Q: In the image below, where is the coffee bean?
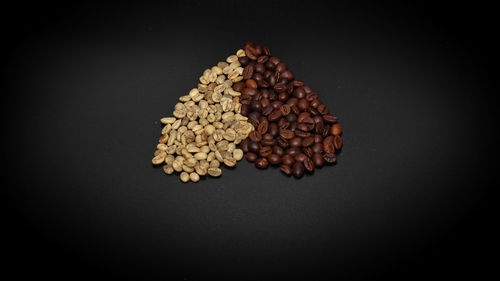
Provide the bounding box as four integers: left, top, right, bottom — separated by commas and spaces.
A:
323, 115, 339, 123
257, 56, 269, 63
262, 105, 273, 116
323, 136, 335, 154
245, 79, 258, 89
303, 157, 314, 172
289, 137, 302, 148
269, 56, 280, 65
268, 122, 279, 136
268, 154, 281, 165
317, 104, 329, 115
255, 158, 269, 169
241, 138, 250, 152
249, 131, 262, 142
276, 62, 287, 73
268, 110, 282, 122
312, 143, 323, 154
286, 113, 297, 123
263, 46, 271, 56
259, 146, 273, 158
313, 153, 324, 167
292, 162, 305, 178
295, 153, 307, 162
280, 104, 291, 116
310, 99, 321, 108
303, 147, 313, 158
255, 63, 265, 73
246, 152, 258, 162
273, 83, 287, 92
294, 130, 311, 138
281, 154, 295, 166
330, 124, 342, 136
302, 137, 314, 147
281, 70, 294, 80
323, 153, 337, 164
297, 112, 310, 123
334, 135, 343, 150
242, 65, 254, 80
294, 87, 306, 99
280, 165, 292, 176
257, 122, 269, 135
273, 146, 284, 156
279, 129, 294, 140
248, 141, 260, 153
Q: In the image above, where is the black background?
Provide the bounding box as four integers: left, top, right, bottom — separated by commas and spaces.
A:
5, 1, 495, 280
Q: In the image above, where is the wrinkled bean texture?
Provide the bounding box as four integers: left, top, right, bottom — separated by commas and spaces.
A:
239, 42, 343, 178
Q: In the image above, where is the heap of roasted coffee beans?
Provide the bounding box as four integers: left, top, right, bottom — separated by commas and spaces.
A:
235, 42, 343, 178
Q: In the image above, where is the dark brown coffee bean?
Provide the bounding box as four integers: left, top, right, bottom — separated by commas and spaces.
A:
261, 105, 273, 116
286, 97, 298, 107
233, 81, 245, 92
308, 107, 320, 116
246, 152, 258, 162
242, 87, 258, 96
303, 147, 313, 158
281, 154, 295, 166
330, 124, 342, 136
261, 139, 275, 146
248, 116, 259, 128
292, 162, 305, 178
269, 56, 280, 65
310, 99, 321, 108
250, 100, 262, 112
286, 113, 297, 123
238, 56, 250, 65
280, 164, 292, 176
241, 104, 250, 116
323, 115, 339, 123
280, 104, 291, 116
257, 55, 269, 63
286, 147, 301, 156
291, 105, 300, 115
273, 146, 284, 156
259, 146, 272, 157
257, 122, 268, 135
240, 138, 250, 152
312, 143, 323, 154
302, 137, 314, 147
294, 130, 311, 138
297, 112, 311, 123
323, 153, 337, 164
254, 45, 263, 55
245, 79, 258, 89
289, 137, 302, 148
303, 86, 313, 94
248, 141, 260, 153
245, 47, 257, 60
268, 110, 282, 122
288, 121, 296, 131
297, 99, 309, 111
293, 87, 306, 99
317, 104, 329, 115
242, 65, 254, 80
268, 154, 281, 165
323, 144, 335, 155
314, 135, 323, 143
297, 123, 310, 132
260, 98, 270, 108
249, 131, 262, 142
334, 135, 343, 150
255, 158, 269, 169
321, 125, 330, 137
280, 70, 294, 80
287, 83, 294, 94
277, 137, 289, 148
279, 129, 294, 140
315, 121, 324, 134
295, 153, 307, 162
275, 62, 287, 73
313, 153, 324, 167
303, 157, 314, 172
265, 61, 275, 70
263, 46, 271, 56
268, 123, 278, 136
271, 100, 283, 109
306, 92, 318, 101
278, 92, 288, 102
292, 80, 304, 87
273, 83, 287, 92
255, 63, 265, 73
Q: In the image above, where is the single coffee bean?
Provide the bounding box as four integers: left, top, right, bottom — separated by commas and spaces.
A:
255, 63, 266, 73
249, 131, 262, 142
233, 81, 246, 92
286, 113, 297, 123
268, 122, 279, 136
294, 87, 306, 99
239, 55, 250, 65
279, 129, 294, 140
271, 100, 283, 109
323, 136, 335, 154
289, 137, 302, 148
273, 83, 287, 92
268, 154, 281, 165
257, 122, 269, 135
310, 99, 321, 108
248, 141, 260, 153
278, 92, 289, 102
281, 154, 295, 167
303, 86, 313, 94
245, 47, 257, 60
241, 138, 250, 152
276, 62, 287, 73
295, 153, 307, 162
257, 55, 269, 63
287, 97, 298, 107
317, 104, 329, 115
313, 153, 324, 167
261, 105, 274, 116
297, 99, 309, 111
306, 92, 318, 101
255, 158, 269, 169
260, 97, 270, 108
314, 134, 323, 143
291, 105, 300, 115
246, 79, 258, 89
302, 137, 314, 147
269, 56, 280, 65
242, 65, 254, 80
315, 121, 324, 134
312, 143, 323, 154
303, 147, 313, 158
259, 146, 273, 157
273, 145, 284, 156
265, 61, 275, 70
268, 110, 282, 122
242, 87, 259, 96
297, 112, 311, 123
330, 124, 343, 136
261, 139, 275, 146
303, 157, 314, 172
294, 130, 311, 138
280, 164, 292, 176
323, 153, 337, 164
286, 147, 300, 156
308, 107, 320, 116
334, 135, 343, 150
246, 152, 258, 162
323, 115, 339, 123
280, 104, 291, 116
292, 162, 305, 178
254, 45, 263, 55
262, 46, 271, 56
281, 70, 294, 80
292, 80, 304, 87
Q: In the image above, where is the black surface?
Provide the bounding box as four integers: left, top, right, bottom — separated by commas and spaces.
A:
5, 1, 495, 280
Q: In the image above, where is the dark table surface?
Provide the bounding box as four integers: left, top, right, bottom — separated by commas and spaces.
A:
5, 1, 495, 280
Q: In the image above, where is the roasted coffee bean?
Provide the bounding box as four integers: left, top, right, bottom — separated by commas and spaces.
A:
260, 98, 270, 108
279, 129, 294, 140
275, 62, 287, 73
238, 55, 250, 65
294, 87, 306, 99
241, 138, 250, 152
292, 80, 304, 87
263, 46, 271, 56
281, 154, 295, 166
273, 146, 284, 156
303, 147, 313, 158
297, 123, 310, 132
286, 113, 297, 123
323, 153, 337, 164
278, 92, 288, 102
254, 45, 263, 55
302, 137, 314, 147
303, 157, 314, 172
268, 154, 281, 165
259, 146, 273, 157
323, 115, 339, 123
303, 86, 313, 94
314, 134, 323, 143
271, 100, 283, 109
312, 143, 323, 154
268, 110, 282, 122
292, 162, 305, 178
315, 121, 324, 133
317, 104, 329, 115
250, 100, 262, 112
261, 139, 275, 146
287, 97, 298, 107
280, 104, 291, 116
257, 122, 269, 135
310, 99, 321, 108
287, 83, 294, 94
294, 130, 311, 138
265, 61, 275, 70
330, 124, 343, 136
242, 87, 259, 96
255, 63, 265, 73
289, 121, 297, 131
268, 122, 279, 136
269, 56, 280, 65
242, 65, 254, 80
323, 136, 335, 154
273, 83, 287, 92
313, 153, 324, 167
306, 92, 318, 101
248, 141, 260, 153
289, 137, 302, 148
255, 158, 269, 169
246, 152, 258, 162
257, 55, 269, 63
291, 105, 300, 115
308, 107, 320, 116
233, 81, 245, 92
297, 112, 311, 123
334, 135, 343, 150
245, 79, 258, 89
262, 105, 273, 116
321, 125, 330, 137
280, 165, 292, 176
249, 131, 262, 142
277, 137, 289, 148
295, 153, 307, 162
286, 147, 301, 156
241, 104, 251, 116
281, 70, 294, 80
245, 47, 257, 60
297, 99, 309, 111
302, 117, 315, 131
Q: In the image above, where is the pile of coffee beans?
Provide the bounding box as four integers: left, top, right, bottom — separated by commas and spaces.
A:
236, 42, 343, 178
